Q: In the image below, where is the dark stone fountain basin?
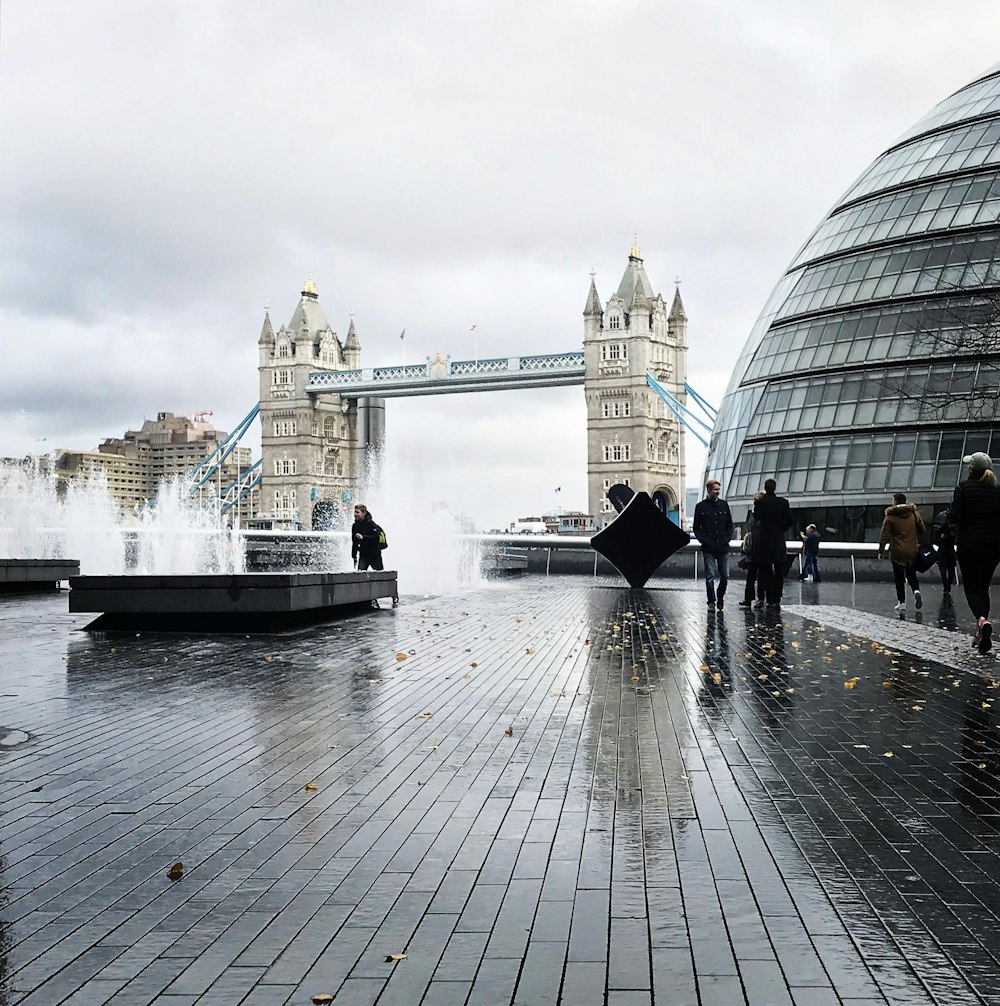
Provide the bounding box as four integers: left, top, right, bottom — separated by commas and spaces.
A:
1, 558, 80, 593
69, 570, 398, 631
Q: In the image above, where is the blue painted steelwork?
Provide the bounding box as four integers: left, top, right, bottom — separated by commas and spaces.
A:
221, 461, 262, 516
684, 382, 718, 422
646, 373, 710, 447
306, 352, 585, 398
185, 403, 261, 492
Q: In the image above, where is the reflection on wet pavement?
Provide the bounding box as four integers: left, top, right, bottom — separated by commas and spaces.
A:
1, 578, 999, 1003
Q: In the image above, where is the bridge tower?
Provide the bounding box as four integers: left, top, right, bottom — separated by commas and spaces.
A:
584, 242, 688, 528
257, 278, 367, 528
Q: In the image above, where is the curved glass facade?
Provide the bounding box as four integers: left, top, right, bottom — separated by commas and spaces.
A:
707, 62, 1000, 538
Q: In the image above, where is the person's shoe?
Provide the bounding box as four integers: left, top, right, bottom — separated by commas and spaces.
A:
894, 601, 906, 611
814, 576, 821, 584
798, 574, 807, 580
914, 590, 922, 609
943, 585, 951, 594
980, 620, 993, 654
738, 600, 752, 609
753, 601, 765, 610
973, 628, 982, 648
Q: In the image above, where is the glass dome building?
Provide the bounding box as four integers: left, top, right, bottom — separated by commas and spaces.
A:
706, 62, 1000, 539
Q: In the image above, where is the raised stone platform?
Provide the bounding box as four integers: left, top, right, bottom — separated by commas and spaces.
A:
68, 570, 398, 630
0, 558, 80, 594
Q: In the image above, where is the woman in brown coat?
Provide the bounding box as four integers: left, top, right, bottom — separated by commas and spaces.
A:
878, 492, 926, 611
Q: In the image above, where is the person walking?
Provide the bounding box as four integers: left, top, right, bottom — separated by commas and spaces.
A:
351, 503, 385, 572
753, 479, 793, 610
877, 492, 925, 611
799, 524, 821, 582
948, 451, 1000, 653
932, 509, 957, 595
739, 492, 767, 609
693, 479, 734, 611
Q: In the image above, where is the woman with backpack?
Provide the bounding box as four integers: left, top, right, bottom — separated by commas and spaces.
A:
351, 503, 386, 572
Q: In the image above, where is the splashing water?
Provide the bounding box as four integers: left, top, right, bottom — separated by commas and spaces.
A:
0, 465, 243, 575
358, 440, 483, 595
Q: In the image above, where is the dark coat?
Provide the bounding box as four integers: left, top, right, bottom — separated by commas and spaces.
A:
753, 491, 793, 564
351, 515, 382, 562
878, 503, 924, 565
948, 477, 1000, 548
693, 497, 734, 554
802, 530, 821, 555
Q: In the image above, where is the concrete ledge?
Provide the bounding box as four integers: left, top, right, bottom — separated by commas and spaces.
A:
69, 570, 398, 631
0, 558, 80, 593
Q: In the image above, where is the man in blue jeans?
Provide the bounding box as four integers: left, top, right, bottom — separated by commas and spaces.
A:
693, 479, 735, 611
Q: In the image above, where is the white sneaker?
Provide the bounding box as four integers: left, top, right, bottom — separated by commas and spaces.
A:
914, 590, 922, 609
894, 601, 906, 611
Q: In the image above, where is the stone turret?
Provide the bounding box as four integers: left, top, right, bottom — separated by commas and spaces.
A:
344, 316, 361, 370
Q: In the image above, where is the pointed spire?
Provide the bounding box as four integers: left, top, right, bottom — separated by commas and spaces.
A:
669, 284, 687, 321
302, 275, 318, 299
583, 272, 603, 317
258, 309, 274, 345
344, 315, 360, 350
630, 234, 642, 260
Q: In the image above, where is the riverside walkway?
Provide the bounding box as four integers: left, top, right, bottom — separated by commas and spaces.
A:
1, 575, 1000, 1005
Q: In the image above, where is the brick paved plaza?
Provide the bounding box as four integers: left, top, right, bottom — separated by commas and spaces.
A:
3, 574, 1000, 1005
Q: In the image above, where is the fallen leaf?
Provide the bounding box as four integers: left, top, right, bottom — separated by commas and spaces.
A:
631, 675, 639, 682
853, 744, 869, 749
304, 782, 318, 791
385, 952, 408, 962
166, 862, 184, 881
699, 663, 710, 672
265, 655, 273, 663
844, 677, 859, 690
470, 661, 478, 668
978, 762, 987, 769
884, 751, 894, 758
418, 712, 433, 718
912, 705, 922, 712
395, 652, 408, 661
525, 647, 535, 654
504, 726, 513, 737
712, 673, 722, 684
312, 995, 334, 1004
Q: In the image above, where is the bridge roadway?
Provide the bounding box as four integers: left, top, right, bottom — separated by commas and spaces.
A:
2, 577, 999, 1004
305, 352, 585, 398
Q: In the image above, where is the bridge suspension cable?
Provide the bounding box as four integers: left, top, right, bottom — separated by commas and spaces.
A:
646, 373, 716, 448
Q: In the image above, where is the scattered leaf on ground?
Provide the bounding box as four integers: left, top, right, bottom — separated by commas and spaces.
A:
504, 726, 514, 737
312, 995, 334, 1004
395, 652, 408, 661
418, 712, 433, 718
385, 953, 407, 962
304, 782, 317, 791
166, 862, 184, 881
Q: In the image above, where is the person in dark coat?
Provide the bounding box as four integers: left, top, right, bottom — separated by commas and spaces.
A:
948, 451, 1000, 653
799, 524, 821, 582
739, 492, 767, 609
753, 479, 793, 609
932, 509, 957, 595
693, 479, 735, 611
351, 503, 384, 572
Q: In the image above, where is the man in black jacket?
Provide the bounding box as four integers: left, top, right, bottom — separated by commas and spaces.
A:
754, 479, 794, 609
351, 504, 385, 572
948, 451, 1000, 653
693, 479, 734, 611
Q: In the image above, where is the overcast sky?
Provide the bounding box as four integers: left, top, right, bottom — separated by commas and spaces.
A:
3, 2, 1000, 529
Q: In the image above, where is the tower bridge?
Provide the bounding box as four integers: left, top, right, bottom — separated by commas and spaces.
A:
254, 245, 690, 530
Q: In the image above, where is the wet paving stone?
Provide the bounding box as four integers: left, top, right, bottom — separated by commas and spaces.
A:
3, 577, 1000, 1002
